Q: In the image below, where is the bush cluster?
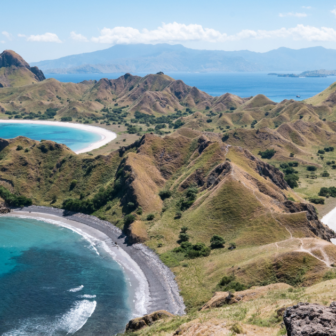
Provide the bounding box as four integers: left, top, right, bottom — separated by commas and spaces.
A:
0, 186, 32, 207
218, 275, 247, 292
319, 187, 336, 198
258, 149, 276, 159
173, 242, 211, 259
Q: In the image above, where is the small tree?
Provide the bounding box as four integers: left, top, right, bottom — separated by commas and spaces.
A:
307, 166, 317, 171
124, 214, 135, 225
147, 213, 155, 220
181, 226, 188, 233
210, 235, 225, 249
159, 190, 172, 200
179, 233, 190, 242
16, 145, 23, 151
70, 180, 77, 190
175, 211, 182, 219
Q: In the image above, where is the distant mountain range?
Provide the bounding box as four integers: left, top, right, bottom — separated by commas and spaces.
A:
31, 44, 336, 74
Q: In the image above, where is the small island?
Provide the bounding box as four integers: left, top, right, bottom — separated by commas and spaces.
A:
268, 69, 336, 78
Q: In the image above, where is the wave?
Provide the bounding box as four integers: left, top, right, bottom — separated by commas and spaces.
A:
68, 285, 84, 292
79, 294, 96, 299
3, 300, 96, 335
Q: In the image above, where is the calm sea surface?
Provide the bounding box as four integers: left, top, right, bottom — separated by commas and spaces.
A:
46, 72, 336, 103
0, 123, 101, 152
0, 216, 131, 335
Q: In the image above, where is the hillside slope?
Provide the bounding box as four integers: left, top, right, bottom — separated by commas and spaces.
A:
0, 50, 45, 88
1, 133, 335, 311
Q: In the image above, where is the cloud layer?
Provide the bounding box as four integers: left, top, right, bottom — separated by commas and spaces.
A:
90, 23, 336, 44
27, 33, 61, 43
70, 32, 88, 42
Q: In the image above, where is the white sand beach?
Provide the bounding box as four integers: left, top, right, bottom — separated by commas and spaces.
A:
0, 120, 117, 154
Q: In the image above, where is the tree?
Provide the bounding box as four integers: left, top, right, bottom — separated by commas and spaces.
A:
124, 214, 136, 225
307, 166, 317, 171
159, 190, 172, 200
181, 226, 188, 233
179, 233, 190, 242
285, 174, 299, 188
258, 149, 276, 159
70, 180, 77, 190
16, 145, 23, 151
210, 235, 225, 249
147, 213, 155, 220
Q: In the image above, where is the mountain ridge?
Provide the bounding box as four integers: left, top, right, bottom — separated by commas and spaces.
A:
30, 44, 336, 74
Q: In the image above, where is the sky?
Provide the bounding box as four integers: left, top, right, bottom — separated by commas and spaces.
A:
2, 0, 336, 62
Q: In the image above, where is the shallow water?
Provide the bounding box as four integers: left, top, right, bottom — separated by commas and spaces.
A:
0, 123, 101, 152
0, 216, 131, 335
46, 72, 336, 103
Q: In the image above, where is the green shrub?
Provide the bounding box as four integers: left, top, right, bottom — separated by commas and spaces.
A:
147, 213, 155, 220
309, 197, 325, 205
0, 186, 32, 207
124, 214, 136, 225
285, 174, 299, 188
210, 235, 225, 249
321, 171, 330, 177
136, 207, 143, 215
70, 180, 77, 190
159, 190, 172, 200
218, 275, 247, 292
24, 148, 29, 153
175, 211, 182, 219
258, 149, 276, 159
318, 149, 325, 155
16, 145, 23, 151
180, 226, 188, 233
179, 233, 190, 242
307, 166, 317, 171
222, 134, 229, 142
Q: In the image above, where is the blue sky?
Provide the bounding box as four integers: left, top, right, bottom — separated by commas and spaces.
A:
2, 0, 336, 62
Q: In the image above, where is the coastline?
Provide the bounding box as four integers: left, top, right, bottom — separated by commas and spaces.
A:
321, 208, 336, 245
0, 120, 117, 154
9, 206, 186, 318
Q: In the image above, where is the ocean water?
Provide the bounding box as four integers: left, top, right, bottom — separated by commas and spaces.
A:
0, 123, 101, 152
0, 216, 131, 335
46, 72, 336, 103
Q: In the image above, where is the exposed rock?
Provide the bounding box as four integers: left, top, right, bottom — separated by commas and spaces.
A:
284, 302, 336, 336
0, 203, 10, 214
242, 149, 288, 190
29, 66, 46, 81
206, 162, 231, 189
284, 200, 336, 241
126, 310, 174, 331
198, 135, 211, 154
201, 283, 291, 311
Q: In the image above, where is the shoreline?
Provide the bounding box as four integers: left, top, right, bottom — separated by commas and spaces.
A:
321, 208, 336, 245
0, 120, 117, 154
9, 206, 186, 318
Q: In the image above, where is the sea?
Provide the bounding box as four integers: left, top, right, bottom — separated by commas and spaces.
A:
0, 123, 101, 152
46, 72, 336, 103
0, 216, 131, 335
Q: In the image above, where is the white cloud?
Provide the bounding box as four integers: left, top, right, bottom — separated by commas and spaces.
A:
70, 31, 88, 42
331, 9, 336, 16
27, 32, 61, 43
279, 12, 307, 18
18, 34, 26, 38
0, 41, 5, 44
2, 31, 12, 40
91, 23, 336, 45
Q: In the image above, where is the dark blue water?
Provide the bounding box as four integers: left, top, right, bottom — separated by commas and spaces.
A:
46, 72, 336, 103
0, 216, 131, 335
0, 123, 101, 152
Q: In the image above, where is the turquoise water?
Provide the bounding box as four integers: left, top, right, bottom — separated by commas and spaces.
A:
0, 123, 102, 152
0, 216, 131, 335
46, 72, 336, 103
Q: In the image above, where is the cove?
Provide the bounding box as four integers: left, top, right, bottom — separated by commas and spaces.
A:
0, 122, 105, 153
0, 216, 131, 335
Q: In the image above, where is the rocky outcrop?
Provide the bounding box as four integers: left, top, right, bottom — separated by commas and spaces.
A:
201, 283, 291, 311
242, 149, 288, 190
126, 310, 174, 332
284, 302, 336, 336
284, 200, 336, 241
0, 50, 30, 68
29, 66, 46, 81
0, 203, 10, 214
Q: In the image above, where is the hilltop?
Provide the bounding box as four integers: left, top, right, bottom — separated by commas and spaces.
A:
0, 50, 45, 88
31, 44, 336, 74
